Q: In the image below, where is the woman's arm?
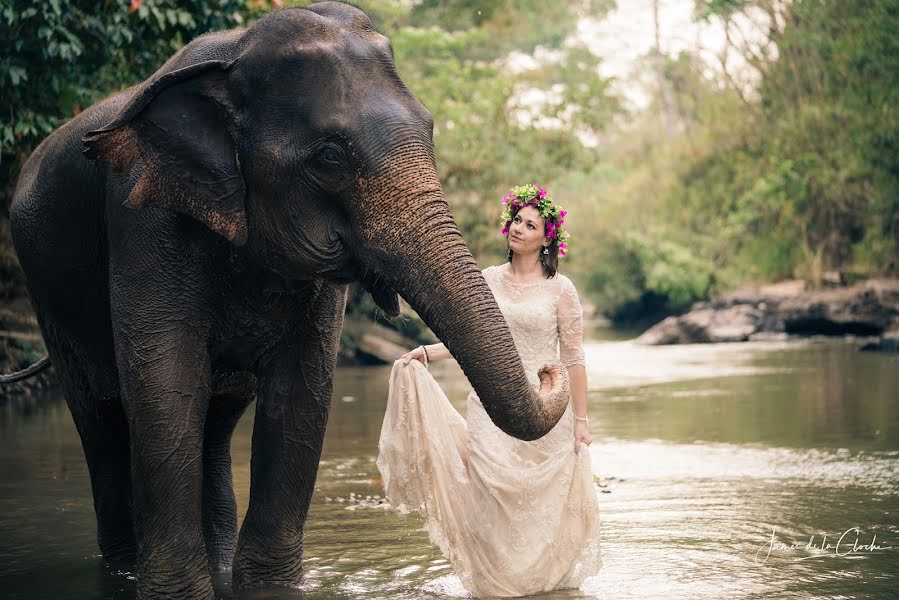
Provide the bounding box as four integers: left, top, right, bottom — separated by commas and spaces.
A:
400, 342, 453, 365
557, 277, 592, 451
569, 363, 591, 451
402, 266, 496, 366
424, 343, 452, 360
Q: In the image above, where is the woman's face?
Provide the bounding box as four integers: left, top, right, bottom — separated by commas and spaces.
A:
508, 205, 549, 256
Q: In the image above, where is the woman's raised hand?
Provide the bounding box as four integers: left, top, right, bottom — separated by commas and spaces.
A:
400, 345, 427, 366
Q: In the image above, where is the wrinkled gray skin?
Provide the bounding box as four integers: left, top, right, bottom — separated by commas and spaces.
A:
8, 3, 570, 599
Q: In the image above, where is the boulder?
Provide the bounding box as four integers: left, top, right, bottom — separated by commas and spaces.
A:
636, 278, 899, 346
635, 304, 764, 345
860, 331, 899, 354
357, 332, 409, 364
339, 315, 424, 365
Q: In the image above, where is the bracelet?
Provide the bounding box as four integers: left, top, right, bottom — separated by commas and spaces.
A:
420, 345, 429, 368
575, 415, 588, 423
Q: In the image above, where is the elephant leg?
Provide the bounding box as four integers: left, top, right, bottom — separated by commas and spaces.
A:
35, 314, 136, 562
115, 330, 214, 600
203, 372, 255, 573
233, 282, 347, 589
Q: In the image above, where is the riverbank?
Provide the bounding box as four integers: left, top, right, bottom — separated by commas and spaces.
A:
0, 297, 53, 400
635, 278, 899, 352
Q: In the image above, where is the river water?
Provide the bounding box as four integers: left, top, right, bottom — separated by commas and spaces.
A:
1, 338, 897, 599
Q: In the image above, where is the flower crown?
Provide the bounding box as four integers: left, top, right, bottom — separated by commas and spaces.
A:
499, 184, 570, 257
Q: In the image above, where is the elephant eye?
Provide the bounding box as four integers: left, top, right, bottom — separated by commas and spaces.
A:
316, 144, 343, 166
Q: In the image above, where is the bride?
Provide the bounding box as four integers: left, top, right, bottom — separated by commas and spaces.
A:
377, 184, 603, 597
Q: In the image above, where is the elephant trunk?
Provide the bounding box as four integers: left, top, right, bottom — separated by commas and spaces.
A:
360, 178, 570, 441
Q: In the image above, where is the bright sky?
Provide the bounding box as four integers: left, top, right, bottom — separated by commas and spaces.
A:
510, 0, 770, 118
573, 0, 763, 108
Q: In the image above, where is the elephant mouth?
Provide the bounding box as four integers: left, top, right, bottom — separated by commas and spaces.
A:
358, 268, 400, 317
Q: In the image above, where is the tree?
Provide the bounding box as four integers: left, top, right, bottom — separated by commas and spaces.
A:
0, 0, 270, 209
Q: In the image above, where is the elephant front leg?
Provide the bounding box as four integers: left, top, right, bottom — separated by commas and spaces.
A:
233, 283, 347, 589
118, 335, 215, 600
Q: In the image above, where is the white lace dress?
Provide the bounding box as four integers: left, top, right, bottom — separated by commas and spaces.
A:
377, 263, 603, 597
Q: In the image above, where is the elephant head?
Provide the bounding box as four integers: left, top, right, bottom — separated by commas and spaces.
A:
82, 2, 569, 440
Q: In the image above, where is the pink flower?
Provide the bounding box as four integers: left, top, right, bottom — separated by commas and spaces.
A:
560, 209, 567, 217
537, 187, 547, 199
502, 196, 509, 205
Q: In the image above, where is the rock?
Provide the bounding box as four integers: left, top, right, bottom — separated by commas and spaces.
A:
883, 331, 899, 352
860, 331, 899, 353
748, 331, 789, 342
339, 315, 424, 365
636, 304, 764, 345
822, 271, 846, 287
633, 315, 685, 345
779, 281, 898, 336
636, 278, 899, 346
356, 332, 408, 363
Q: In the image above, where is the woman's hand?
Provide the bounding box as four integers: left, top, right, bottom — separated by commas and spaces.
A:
400, 346, 427, 365
574, 419, 592, 453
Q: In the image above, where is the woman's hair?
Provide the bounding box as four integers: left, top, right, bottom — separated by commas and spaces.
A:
505, 202, 559, 278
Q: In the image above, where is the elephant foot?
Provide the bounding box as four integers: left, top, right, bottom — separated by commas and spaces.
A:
136, 545, 215, 600
97, 512, 137, 564
137, 579, 214, 600
99, 538, 138, 565
232, 540, 304, 590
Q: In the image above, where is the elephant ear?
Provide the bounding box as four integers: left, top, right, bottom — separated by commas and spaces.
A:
83, 60, 247, 245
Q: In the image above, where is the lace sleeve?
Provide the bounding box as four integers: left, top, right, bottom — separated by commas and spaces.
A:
481, 265, 500, 293
557, 276, 586, 367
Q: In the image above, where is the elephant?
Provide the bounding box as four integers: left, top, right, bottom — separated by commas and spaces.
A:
6, 2, 571, 599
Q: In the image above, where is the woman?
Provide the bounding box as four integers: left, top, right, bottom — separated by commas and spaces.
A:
377, 184, 602, 597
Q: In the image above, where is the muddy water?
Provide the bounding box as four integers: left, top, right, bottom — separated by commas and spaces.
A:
1, 339, 897, 599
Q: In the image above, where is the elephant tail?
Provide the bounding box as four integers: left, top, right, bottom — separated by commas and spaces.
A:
0, 355, 51, 384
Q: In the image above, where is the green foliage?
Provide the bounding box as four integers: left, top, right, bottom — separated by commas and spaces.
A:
406, 0, 614, 60
694, 0, 753, 20
3, 0, 896, 332
581, 229, 714, 320
722, 0, 899, 280
570, 0, 899, 318
0, 0, 267, 206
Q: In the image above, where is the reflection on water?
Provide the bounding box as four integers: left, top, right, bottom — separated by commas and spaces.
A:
0, 340, 897, 599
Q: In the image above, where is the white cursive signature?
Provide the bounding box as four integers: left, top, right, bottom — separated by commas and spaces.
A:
755, 527, 893, 564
